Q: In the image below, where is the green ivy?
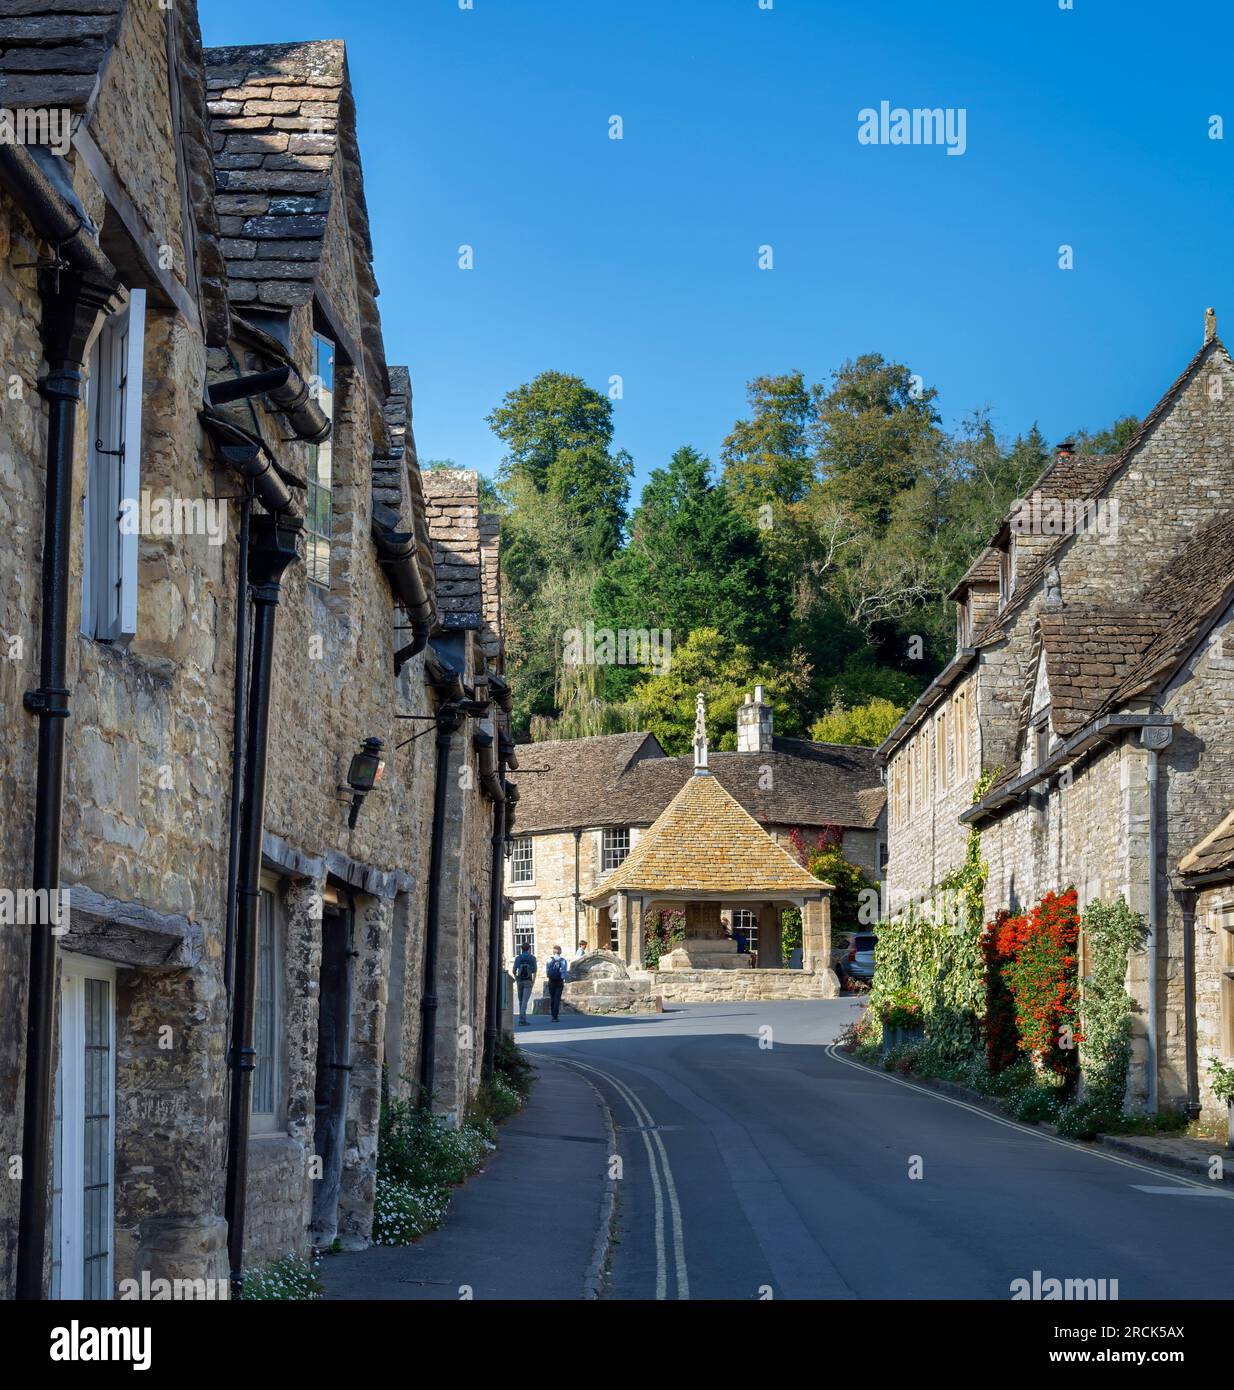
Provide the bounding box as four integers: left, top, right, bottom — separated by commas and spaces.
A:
1075, 897, 1143, 1115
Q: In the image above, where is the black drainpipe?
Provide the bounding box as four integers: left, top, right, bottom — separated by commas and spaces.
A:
13, 251, 116, 1297
223, 488, 251, 999
418, 702, 463, 1107
224, 511, 302, 1295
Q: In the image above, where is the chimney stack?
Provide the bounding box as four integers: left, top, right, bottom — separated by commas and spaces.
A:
736, 686, 774, 753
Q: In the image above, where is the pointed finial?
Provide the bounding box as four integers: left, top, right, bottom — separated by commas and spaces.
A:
692, 690, 709, 773
1205, 307, 1217, 344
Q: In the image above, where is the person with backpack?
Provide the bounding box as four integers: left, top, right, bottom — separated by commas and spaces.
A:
545, 945, 569, 1022
512, 942, 537, 1025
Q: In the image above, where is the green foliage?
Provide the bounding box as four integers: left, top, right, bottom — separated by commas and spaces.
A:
879, 988, 924, 1031
795, 833, 875, 937
1070, 415, 1140, 456
593, 445, 787, 696
810, 695, 906, 748
240, 1253, 322, 1301
373, 1092, 500, 1246
489, 370, 631, 566
643, 907, 685, 970
780, 907, 802, 964
1208, 1056, 1234, 1107
493, 1030, 536, 1099
1076, 897, 1143, 1113
628, 627, 810, 754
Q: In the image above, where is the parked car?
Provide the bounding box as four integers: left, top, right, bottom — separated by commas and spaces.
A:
843, 931, 878, 983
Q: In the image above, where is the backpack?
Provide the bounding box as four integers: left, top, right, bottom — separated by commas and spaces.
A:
516, 956, 533, 982
546, 955, 566, 981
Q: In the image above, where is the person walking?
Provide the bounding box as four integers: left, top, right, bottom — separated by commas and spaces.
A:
513, 942, 537, 1025
545, 945, 569, 1022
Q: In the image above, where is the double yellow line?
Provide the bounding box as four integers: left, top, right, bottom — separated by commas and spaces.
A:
561, 1057, 690, 1300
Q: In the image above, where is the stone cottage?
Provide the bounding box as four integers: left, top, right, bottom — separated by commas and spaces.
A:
1, 5, 510, 1301
878, 319, 1234, 1123
505, 686, 885, 978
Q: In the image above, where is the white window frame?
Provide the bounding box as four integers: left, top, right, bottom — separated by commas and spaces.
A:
513, 909, 535, 957
52, 955, 116, 1301
251, 881, 286, 1135
510, 837, 533, 885
82, 287, 145, 642
602, 826, 631, 873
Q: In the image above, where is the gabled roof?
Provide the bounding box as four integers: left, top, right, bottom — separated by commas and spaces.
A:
1179, 808, 1234, 880
583, 771, 828, 902
974, 338, 1226, 649
510, 732, 885, 835
948, 547, 1001, 600
0, 1, 126, 109
1037, 608, 1161, 737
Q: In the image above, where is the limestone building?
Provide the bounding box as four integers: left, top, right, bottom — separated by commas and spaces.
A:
504, 686, 885, 979
878, 323, 1234, 1123
1, 5, 509, 1300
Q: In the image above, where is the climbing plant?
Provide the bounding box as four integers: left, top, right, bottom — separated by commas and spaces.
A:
1075, 897, 1142, 1112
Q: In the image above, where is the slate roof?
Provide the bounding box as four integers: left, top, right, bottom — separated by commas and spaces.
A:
510, 733, 664, 833
948, 547, 1001, 600
1037, 609, 1162, 737
510, 732, 885, 835
1179, 809, 1234, 880
0, 0, 126, 109
203, 40, 347, 312
582, 771, 829, 902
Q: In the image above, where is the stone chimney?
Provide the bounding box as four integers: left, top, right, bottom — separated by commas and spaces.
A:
478, 512, 502, 667
424, 469, 483, 633
736, 685, 774, 753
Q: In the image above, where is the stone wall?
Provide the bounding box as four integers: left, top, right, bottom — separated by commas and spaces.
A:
652, 967, 839, 1003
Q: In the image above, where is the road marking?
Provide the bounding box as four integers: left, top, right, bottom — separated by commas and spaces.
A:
825, 1044, 1234, 1199
560, 1058, 690, 1299
1131, 1185, 1232, 1197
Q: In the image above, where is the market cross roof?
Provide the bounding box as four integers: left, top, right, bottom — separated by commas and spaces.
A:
582, 769, 830, 903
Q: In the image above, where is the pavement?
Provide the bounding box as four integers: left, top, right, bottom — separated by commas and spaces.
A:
521, 999, 1234, 1301
319, 1054, 612, 1301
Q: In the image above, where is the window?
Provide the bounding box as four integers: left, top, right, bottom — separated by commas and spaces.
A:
1034, 716, 1051, 770
602, 826, 631, 873
1219, 910, 1234, 1058
879, 842, 890, 874
305, 331, 335, 587
956, 601, 971, 648
51, 959, 115, 1300
953, 689, 969, 782
510, 837, 533, 885
82, 288, 145, 641
513, 910, 535, 957
998, 545, 1013, 610
251, 887, 284, 1133
732, 908, 758, 958
942, 707, 953, 787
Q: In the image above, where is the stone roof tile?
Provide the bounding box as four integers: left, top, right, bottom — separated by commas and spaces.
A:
1179, 808, 1234, 879
583, 770, 829, 901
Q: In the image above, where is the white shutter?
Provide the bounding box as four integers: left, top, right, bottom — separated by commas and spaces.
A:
117, 287, 145, 640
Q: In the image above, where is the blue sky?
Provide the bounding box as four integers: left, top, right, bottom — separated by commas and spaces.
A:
201, 0, 1234, 495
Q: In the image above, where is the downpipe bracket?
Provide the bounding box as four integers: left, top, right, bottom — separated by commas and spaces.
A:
23, 685, 70, 717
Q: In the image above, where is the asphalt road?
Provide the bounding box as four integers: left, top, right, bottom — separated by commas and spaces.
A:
519, 999, 1234, 1301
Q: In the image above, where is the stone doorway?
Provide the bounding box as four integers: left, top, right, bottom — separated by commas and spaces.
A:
311, 893, 354, 1245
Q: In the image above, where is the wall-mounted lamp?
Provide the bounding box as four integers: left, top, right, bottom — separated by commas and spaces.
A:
345, 736, 385, 828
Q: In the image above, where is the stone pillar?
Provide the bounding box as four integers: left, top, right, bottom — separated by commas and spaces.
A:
758, 903, 782, 969
337, 893, 393, 1249
802, 894, 831, 973
629, 896, 645, 969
